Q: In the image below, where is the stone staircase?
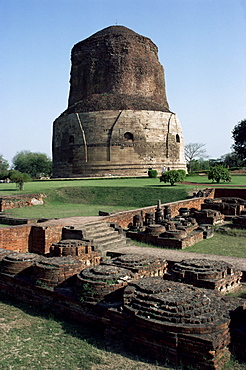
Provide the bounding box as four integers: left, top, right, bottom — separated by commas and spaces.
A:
62, 220, 132, 257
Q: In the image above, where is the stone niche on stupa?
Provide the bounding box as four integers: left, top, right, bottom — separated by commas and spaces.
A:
52, 26, 186, 177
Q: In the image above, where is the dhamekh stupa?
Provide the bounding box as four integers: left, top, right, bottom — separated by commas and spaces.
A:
52, 26, 186, 177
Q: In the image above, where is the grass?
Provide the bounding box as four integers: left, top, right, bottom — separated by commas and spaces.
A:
184, 230, 246, 258
1, 174, 245, 219
0, 178, 190, 219
134, 228, 246, 259
186, 174, 246, 186
0, 295, 169, 370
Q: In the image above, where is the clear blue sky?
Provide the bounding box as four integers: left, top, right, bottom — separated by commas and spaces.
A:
1, 0, 245, 165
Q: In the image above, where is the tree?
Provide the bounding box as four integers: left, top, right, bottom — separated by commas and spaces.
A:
160, 170, 184, 186
9, 170, 32, 190
12, 151, 52, 178
184, 143, 208, 173
208, 165, 231, 183
0, 154, 9, 179
232, 119, 246, 162
216, 152, 244, 168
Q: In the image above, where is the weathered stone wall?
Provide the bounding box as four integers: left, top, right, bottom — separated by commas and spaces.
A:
52, 110, 186, 177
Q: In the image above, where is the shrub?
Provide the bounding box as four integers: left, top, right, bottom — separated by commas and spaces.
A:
148, 169, 158, 178
160, 170, 184, 186
9, 170, 32, 190
208, 165, 231, 183
177, 169, 186, 182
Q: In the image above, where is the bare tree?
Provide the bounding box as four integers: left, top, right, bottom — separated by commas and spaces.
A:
185, 143, 208, 172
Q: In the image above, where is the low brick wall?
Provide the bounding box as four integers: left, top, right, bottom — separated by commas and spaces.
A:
0, 194, 44, 212
106, 197, 212, 229
29, 225, 63, 255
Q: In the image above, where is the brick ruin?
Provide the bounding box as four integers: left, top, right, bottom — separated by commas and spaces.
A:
102, 253, 168, 279
0, 250, 243, 370
164, 258, 242, 293
1, 190, 246, 368
125, 194, 246, 250
0, 194, 44, 213
126, 201, 224, 249
202, 197, 246, 217
52, 26, 186, 177
122, 278, 231, 369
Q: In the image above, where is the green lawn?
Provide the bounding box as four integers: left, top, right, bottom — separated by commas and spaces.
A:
186, 173, 246, 186
0, 178, 190, 219
1, 174, 245, 219
0, 296, 167, 370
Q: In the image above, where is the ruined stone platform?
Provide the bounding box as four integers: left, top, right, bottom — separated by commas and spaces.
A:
108, 245, 246, 279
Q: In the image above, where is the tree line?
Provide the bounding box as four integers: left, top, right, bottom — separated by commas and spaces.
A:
185, 119, 246, 173
0, 151, 52, 190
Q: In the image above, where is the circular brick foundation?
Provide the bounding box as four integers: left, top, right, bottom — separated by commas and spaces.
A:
0, 248, 14, 261
1, 253, 38, 276
124, 277, 229, 333
33, 256, 83, 287
76, 264, 134, 303
166, 258, 242, 292
145, 224, 166, 236
103, 253, 168, 278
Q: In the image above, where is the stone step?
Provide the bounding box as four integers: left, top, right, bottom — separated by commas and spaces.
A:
76, 220, 107, 232
91, 235, 125, 247
65, 220, 133, 256
96, 238, 130, 252
83, 228, 118, 240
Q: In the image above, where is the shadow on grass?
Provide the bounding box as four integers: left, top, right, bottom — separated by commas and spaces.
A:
0, 294, 173, 369
0, 188, 20, 192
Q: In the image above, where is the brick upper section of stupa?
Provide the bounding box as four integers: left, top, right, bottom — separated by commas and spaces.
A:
66, 26, 170, 114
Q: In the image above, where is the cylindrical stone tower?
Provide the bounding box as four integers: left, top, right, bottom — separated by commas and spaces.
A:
52, 26, 186, 177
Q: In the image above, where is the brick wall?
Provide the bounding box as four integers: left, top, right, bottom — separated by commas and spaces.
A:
0, 224, 63, 254
0, 225, 31, 252
106, 197, 212, 228
29, 225, 63, 255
